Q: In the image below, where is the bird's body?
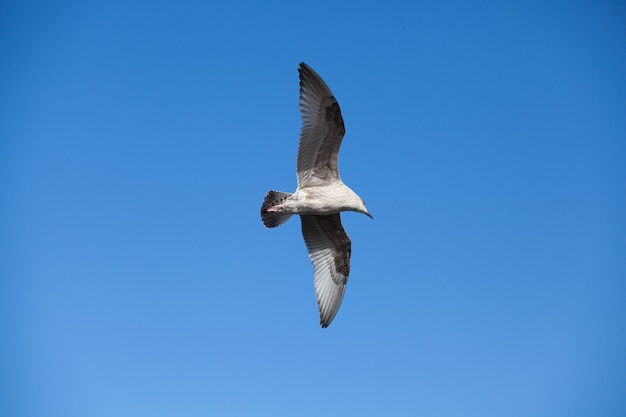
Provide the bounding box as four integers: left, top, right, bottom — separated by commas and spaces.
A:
260, 62, 371, 328
266, 183, 364, 215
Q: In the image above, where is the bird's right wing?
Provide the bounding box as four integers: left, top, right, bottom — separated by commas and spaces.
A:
300, 214, 351, 328
296, 63, 346, 187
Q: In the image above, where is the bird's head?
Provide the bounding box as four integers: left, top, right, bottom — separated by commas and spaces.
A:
351, 194, 372, 219
342, 185, 372, 219
358, 198, 373, 219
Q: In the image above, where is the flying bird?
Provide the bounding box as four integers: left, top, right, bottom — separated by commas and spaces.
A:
260, 62, 372, 328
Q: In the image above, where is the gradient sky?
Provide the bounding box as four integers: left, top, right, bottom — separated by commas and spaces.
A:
1, 1, 625, 416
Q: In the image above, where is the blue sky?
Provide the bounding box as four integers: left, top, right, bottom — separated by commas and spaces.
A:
1, 1, 625, 416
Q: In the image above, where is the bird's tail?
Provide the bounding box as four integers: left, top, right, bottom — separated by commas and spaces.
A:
260, 190, 293, 228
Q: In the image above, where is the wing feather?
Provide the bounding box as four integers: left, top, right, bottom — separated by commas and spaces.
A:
300, 214, 351, 327
296, 63, 346, 187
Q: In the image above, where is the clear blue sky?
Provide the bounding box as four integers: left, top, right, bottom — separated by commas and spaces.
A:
1, 1, 625, 416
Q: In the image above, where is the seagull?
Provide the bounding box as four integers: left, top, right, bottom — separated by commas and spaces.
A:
260, 62, 372, 328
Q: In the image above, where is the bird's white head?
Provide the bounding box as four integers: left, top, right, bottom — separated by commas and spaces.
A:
344, 186, 372, 219
357, 198, 373, 219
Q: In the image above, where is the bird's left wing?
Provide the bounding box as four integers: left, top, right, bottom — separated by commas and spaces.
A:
300, 214, 351, 328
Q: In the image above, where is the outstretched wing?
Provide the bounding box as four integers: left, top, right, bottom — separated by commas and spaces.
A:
296, 63, 346, 187
300, 214, 351, 328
